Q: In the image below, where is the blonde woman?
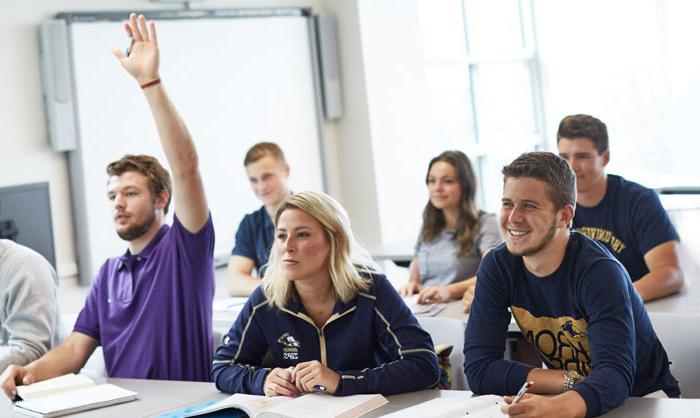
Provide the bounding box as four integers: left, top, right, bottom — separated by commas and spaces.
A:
213, 192, 440, 396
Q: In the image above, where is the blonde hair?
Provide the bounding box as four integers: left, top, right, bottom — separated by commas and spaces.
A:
262, 192, 379, 309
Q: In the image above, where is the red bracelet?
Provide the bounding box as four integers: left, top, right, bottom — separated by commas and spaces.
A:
140, 78, 161, 89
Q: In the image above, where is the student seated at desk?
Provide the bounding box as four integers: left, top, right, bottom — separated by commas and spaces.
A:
557, 114, 684, 302
464, 152, 679, 418
213, 192, 440, 396
1, 14, 214, 397
399, 151, 502, 312
227, 142, 292, 297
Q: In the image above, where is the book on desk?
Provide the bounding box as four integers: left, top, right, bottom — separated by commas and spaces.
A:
13, 373, 138, 418
381, 395, 504, 418
184, 392, 387, 418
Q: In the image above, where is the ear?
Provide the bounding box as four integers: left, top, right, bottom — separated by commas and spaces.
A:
559, 204, 575, 227
154, 189, 169, 210
601, 149, 610, 167
283, 163, 290, 177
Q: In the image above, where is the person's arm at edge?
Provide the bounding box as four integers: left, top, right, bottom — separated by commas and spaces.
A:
0, 258, 58, 370
227, 255, 261, 297
1, 333, 98, 398
635, 240, 684, 302
112, 14, 208, 233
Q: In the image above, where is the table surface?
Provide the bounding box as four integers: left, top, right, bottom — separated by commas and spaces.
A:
11, 379, 700, 418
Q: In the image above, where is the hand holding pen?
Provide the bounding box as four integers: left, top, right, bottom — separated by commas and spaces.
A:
499, 380, 586, 418
500, 381, 533, 415
291, 360, 340, 394
111, 13, 161, 87
511, 380, 534, 404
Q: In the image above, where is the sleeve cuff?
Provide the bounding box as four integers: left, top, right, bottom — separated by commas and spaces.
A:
72, 326, 99, 342
574, 383, 601, 418
252, 368, 270, 396
335, 374, 367, 396
506, 363, 534, 394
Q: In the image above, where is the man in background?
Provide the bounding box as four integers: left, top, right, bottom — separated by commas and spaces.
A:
227, 142, 291, 296
557, 114, 683, 302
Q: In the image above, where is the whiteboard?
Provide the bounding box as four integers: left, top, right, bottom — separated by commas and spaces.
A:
60, 10, 326, 284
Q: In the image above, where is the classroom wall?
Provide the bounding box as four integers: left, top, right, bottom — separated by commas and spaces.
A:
321, 0, 439, 249
0, 0, 343, 281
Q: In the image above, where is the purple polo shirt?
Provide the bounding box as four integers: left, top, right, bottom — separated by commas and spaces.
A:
74, 214, 215, 381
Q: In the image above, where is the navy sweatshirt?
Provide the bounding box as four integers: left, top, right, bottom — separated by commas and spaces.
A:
464, 232, 679, 417
213, 273, 440, 396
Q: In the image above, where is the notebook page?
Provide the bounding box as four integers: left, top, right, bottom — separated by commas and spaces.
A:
183, 393, 289, 417
16, 374, 95, 401
259, 393, 388, 418
381, 395, 504, 418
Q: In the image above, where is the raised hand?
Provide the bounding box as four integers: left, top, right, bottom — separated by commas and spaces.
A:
111, 13, 160, 85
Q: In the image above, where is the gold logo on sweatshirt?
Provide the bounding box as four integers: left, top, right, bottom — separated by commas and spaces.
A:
511, 306, 591, 375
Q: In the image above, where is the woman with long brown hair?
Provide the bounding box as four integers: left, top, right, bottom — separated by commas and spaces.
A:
399, 151, 502, 312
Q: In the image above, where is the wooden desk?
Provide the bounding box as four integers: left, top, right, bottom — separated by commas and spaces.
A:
12, 381, 698, 418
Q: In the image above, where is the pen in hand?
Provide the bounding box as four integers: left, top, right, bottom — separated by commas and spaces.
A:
511, 380, 533, 404
125, 37, 135, 57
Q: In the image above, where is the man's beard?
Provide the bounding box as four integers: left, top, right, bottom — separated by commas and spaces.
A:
117, 210, 157, 241
507, 220, 557, 257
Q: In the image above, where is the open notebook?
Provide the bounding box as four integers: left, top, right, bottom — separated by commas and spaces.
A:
13, 373, 138, 418
184, 393, 387, 418
381, 395, 504, 418
403, 294, 447, 317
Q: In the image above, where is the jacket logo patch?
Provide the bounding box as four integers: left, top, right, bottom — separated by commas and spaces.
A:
278, 332, 300, 360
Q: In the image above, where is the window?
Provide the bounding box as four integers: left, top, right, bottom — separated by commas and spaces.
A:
416, 0, 545, 212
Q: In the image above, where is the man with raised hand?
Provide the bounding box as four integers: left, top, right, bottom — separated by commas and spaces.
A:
464, 152, 679, 418
1, 13, 215, 397
557, 114, 683, 302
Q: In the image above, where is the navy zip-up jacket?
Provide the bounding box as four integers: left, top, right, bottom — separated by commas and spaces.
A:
212, 273, 440, 395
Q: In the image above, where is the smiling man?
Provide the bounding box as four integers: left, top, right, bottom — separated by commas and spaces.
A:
1, 13, 214, 397
463, 152, 679, 418
227, 142, 292, 296
557, 114, 683, 302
